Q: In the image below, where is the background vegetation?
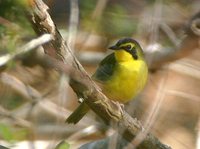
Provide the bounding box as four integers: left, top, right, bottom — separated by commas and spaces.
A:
0, 0, 199, 148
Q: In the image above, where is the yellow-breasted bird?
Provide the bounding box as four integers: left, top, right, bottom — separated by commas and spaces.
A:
66, 38, 148, 124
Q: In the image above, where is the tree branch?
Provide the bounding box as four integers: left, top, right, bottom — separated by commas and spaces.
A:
0, 34, 52, 67
146, 12, 200, 69
26, 0, 171, 148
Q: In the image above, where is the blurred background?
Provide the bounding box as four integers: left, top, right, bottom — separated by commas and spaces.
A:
0, 0, 199, 149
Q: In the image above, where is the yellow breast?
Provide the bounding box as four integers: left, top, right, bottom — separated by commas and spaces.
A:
102, 57, 148, 103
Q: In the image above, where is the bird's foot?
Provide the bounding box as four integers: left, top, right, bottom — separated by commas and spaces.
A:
116, 101, 125, 114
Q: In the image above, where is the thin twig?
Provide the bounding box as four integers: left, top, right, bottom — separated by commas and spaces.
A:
0, 105, 32, 128
146, 11, 200, 69
168, 59, 200, 79
78, 0, 108, 51
160, 22, 180, 46
0, 72, 92, 125
165, 90, 200, 102
0, 34, 53, 67
68, 0, 79, 51
67, 125, 98, 142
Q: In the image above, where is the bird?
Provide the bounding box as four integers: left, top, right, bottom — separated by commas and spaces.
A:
66, 37, 148, 124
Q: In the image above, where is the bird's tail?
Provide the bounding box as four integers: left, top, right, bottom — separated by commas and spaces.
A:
66, 102, 90, 124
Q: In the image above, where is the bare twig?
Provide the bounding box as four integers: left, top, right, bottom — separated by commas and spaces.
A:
0, 34, 52, 67
35, 124, 85, 138
0, 17, 13, 26
68, 0, 79, 50
92, 0, 108, 19
146, 12, 200, 69
0, 73, 82, 123
160, 22, 180, 46
168, 58, 200, 79
0, 105, 32, 128
77, 51, 105, 65
165, 90, 200, 102
67, 125, 99, 142
77, 0, 108, 51
26, 0, 171, 149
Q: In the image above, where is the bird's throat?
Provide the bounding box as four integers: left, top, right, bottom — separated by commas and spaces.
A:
114, 50, 133, 62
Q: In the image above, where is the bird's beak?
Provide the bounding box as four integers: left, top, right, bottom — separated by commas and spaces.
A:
108, 45, 120, 50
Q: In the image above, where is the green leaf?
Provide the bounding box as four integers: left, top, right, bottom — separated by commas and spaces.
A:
55, 141, 70, 149
13, 128, 28, 140
0, 123, 13, 141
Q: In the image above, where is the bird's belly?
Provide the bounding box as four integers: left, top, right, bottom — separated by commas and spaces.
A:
102, 61, 147, 103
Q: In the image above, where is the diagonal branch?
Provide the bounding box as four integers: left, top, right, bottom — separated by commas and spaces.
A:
0, 34, 52, 67
26, 0, 171, 149
0, 72, 71, 122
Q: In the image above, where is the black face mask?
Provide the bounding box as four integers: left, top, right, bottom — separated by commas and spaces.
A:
123, 46, 138, 60
109, 45, 138, 60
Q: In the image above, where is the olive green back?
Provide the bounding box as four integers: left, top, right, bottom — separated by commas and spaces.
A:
92, 53, 117, 82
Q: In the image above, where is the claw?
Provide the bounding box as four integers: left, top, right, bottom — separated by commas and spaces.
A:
116, 101, 125, 114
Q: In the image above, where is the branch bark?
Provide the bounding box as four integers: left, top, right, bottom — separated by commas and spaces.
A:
26, 0, 171, 148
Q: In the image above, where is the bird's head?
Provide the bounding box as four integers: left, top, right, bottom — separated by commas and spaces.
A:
109, 38, 144, 62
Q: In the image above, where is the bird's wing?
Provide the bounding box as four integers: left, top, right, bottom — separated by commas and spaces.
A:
92, 53, 117, 82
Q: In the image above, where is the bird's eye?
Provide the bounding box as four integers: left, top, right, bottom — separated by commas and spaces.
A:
126, 45, 132, 50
